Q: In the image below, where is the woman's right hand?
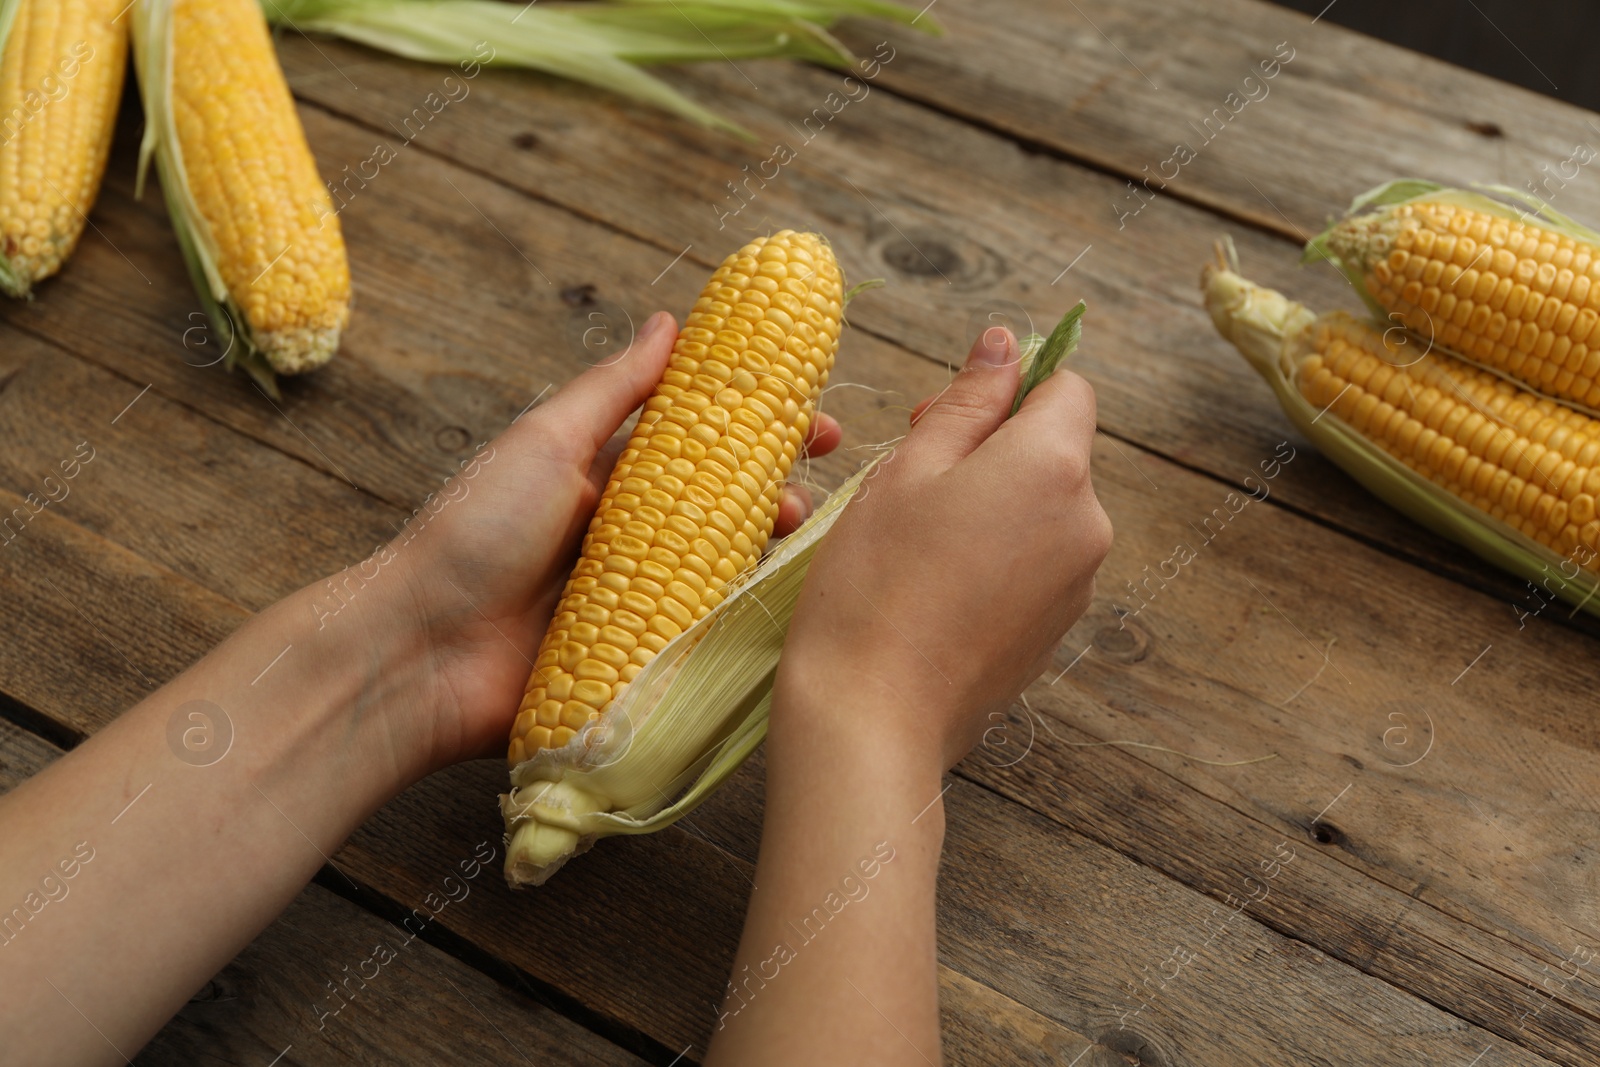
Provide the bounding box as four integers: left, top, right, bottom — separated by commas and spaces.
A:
774, 325, 1113, 771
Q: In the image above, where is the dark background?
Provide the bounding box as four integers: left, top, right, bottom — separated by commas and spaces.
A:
1267, 0, 1598, 110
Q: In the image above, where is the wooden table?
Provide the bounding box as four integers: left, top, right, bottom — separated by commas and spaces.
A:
3, 2, 1598, 1063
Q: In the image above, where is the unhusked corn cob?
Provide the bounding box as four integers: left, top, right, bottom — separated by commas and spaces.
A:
1323, 195, 1600, 411
1298, 312, 1600, 568
508, 231, 842, 765
1206, 255, 1600, 618
168, 0, 349, 373
0, 0, 129, 296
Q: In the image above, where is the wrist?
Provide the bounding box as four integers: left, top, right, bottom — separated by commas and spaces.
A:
179, 562, 442, 818
772, 653, 948, 777
767, 668, 948, 834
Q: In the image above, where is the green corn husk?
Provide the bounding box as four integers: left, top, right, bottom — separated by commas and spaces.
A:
1202, 247, 1600, 620
259, 0, 933, 137
131, 1, 285, 396
500, 303, 1086, 886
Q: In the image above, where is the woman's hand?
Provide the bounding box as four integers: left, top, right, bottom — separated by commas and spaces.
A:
708, 326, 1110, 1067
775, 324, 1111, 771
0, 308, 843, 1067
374, 310, 842, 774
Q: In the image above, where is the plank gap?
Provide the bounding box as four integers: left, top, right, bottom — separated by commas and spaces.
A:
807, 60, 1302, 246
290, 91, 710, 287
2, 316, 414, 517
948, 759, 1600, 1061
0, 689, 86, 752
307, 865, 691, 1067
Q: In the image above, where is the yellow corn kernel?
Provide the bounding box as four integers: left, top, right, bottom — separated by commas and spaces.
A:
509, 232, 842, 762
1327, 198, 1600, 411
169, 0, 350, 373
0, 0, 129, 295
1294, 311, 1600, 567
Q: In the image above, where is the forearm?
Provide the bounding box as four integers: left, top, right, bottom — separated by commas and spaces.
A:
706, 680, 947, 1066
0, 568, 433, 1066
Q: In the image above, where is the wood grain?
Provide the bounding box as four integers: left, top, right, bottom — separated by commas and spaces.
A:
0, 406, 1583, 1059
0, 484, 244, 737
330, 756, 1545, 1065
846, 0, 1600, 241
0, 333, 398, 611
263, 32, 1593, 632
0, 0, 1595, 1061
135, 883, 651, 1067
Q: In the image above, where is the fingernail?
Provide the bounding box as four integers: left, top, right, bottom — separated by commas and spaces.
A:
638, 311, 673, 344
973, 326, 1013, 367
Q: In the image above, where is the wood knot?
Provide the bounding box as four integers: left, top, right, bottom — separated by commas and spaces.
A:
513, 131, 541, 150
883, 233, 962, 278
1094, 620, 1150, 663
1464, 119, 1504, 138
188, 978, 237, 1004
434, 425, 472, 453
560, 283, 598, 307
1310, 820, 1345, 846
870, 226, 1005, 290
1095, 1026, 1173, 1066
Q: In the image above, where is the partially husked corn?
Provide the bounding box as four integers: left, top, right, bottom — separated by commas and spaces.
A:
1299, 311, 1600, 567
0, 0, 129, 295
168, 0, 349, 373
508, 231, 842, 765
1325, 198, 1600, 411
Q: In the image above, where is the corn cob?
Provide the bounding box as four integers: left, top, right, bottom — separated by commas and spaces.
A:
1311, 180, 1600, 413
0, 0, 129, 298
509, 231, 842, 766
132, 0, 349, 388
498, 259, 1085, 886
1205, 249, 1600, 613
1302, 312, 1600, 563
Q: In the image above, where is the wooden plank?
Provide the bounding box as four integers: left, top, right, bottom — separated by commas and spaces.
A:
3, 102, 939, 507
313, 428, 1600, 1064
334, 756, 1543, 1065
0, 20, 1587, 1062
842, 0, 1600, 241
264, 35, 1583, 630
948, 436, 1600, 1062
137, 883, 650, 1067
0, 353, 1132, 1061
1271, 0, 1600, 112
0, 488, 244, 736
0, 720, 647, 1067
694, 747, 1559, 1067
0, 333, 399, 611
0, 424, 1576, 1059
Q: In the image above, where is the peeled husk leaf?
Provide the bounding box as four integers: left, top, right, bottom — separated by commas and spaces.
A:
132, 1, 283, 396
500, 304, 1086, 886
260, 0, 933, 137
1203, 247, 1600, 620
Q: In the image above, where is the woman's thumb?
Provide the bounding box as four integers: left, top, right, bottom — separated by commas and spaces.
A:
905, 327, 1021, 469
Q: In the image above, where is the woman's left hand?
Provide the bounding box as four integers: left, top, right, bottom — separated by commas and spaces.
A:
370, 309, 843, 774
